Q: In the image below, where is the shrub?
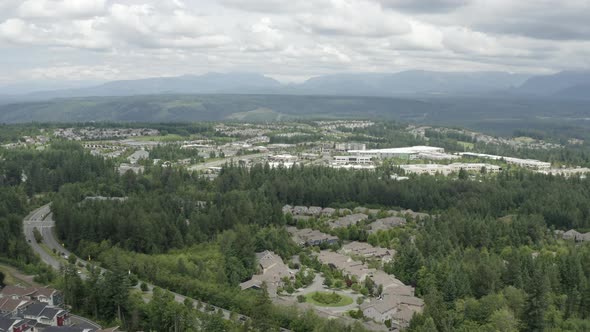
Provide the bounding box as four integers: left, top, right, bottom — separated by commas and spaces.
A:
297, 295, 306, 303
312, 291, 342, 305
140, 282, 148, 292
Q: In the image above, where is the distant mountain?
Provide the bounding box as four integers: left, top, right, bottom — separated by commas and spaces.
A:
0, 70, 535, 103
516, 71, 590, 97
0, 80, 102, 95
294, 70, 530, 96
556, 83, 590, 99
4, 73, 283, 102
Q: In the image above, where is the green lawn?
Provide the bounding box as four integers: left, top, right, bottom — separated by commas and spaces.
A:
0, 263, 39, 287
305, 292, 354, 307
458, 141, 474, 149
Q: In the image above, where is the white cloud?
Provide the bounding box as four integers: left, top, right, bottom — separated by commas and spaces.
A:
297, 0, 410, 37
18, 0, 106, 19
0, 0, 589, 83
107, 3, 231, 49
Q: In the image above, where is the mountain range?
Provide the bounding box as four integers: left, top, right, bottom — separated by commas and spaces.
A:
1, 70, 590, 102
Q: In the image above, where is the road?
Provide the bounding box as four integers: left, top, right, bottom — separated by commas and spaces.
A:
23, 204, 250, 324
23, 204, 62, 270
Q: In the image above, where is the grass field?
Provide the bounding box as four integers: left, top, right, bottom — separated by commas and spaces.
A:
458, 141, 475, 149
305, 291, 354, 307
0, 263, 39, 287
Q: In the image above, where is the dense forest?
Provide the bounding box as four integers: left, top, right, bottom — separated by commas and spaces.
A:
49, 158, 590, 331
3, 128, 590, 331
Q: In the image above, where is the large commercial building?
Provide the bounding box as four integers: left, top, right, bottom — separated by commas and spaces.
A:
459, 152, 551, 170
335, 142, 366, 152
400, 163, 502, 176
348, 146, 455, 160
333, 155, 373, 164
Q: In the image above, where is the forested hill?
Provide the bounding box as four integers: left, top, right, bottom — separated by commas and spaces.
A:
2, 94, 590, 136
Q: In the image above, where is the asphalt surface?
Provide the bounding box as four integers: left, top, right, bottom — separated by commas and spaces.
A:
23, 204, 251, 325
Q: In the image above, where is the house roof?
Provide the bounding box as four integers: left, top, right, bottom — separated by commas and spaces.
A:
34, 287, 57, 298
361, 294, 424, 315
374, 216, 406, 227
22, 302, 47, 317
0, 298, 27, 313
239, 279, 262, 290
400, 209, 430, 219
564, 229, 581, 236
393, 306, 418, 323
0, 317, 21, 331
40, 307, 64, 319
257, 251, 283, 271
43, 327, 87, 332
0, 285, 36, 298
332, 213, 368, 228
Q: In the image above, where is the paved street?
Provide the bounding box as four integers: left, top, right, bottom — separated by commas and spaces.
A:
23, 204, 251, 325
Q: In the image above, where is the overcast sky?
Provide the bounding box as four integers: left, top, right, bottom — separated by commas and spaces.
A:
1, 0, 590, 85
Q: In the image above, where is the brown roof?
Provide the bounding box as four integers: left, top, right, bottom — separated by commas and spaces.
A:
33, 287, 57, 298
0, 298, 28, 312
0, 286, 58, 300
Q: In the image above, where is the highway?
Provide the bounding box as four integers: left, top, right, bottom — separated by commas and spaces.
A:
23, 204, 250, 324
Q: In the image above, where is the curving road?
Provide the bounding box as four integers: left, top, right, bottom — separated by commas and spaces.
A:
23, 204, 252, 324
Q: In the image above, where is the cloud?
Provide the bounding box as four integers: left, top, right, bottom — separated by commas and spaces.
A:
377, 0, 471, 13
18, 0, 106, 19
296, 1, 410, 37
107, 3, 231, 49
1, 0, 590, 83
447, 0, 590, 41
0, 17, 111, 50
216, 0, 320, 13
240, 17, 285, 51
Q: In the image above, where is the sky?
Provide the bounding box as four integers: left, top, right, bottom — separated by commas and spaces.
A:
1, 0, 590, 86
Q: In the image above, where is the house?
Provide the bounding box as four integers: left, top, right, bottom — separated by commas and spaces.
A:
361, 293, 424, 327
292, 206, 309, 216
287, 227, 339, 247
127, 149, 149, 164
368, 217, 407, 234
330, 213, 368, 229
0, 317, 31, 332
353, 207, 381, 215
282, 205, 293, 215
400, 209, 430, 220
22, 303, 68, 327
562, 229, 590, 242
117, 163, 144, 175
340, 242, 394, 262
240, 251, 293, 297
0, 286, 36, 301
0, 298, 30, 316
562, 230, 581, 240
0, 286, 62, 307
42, 327, 92, 332
307, 206, 323, 216
321, 208, 336, 217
